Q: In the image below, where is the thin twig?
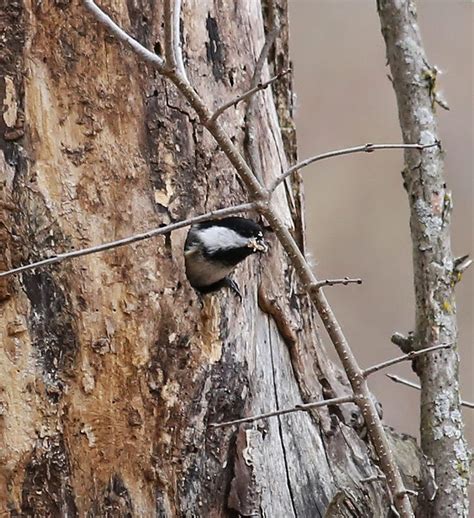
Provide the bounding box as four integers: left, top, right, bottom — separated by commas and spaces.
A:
251, 24, 278, 90
453, 254, 472, 279
269, 142, 439, 193
0, 203, 255, 278
83, 0, 165, 68
163, 0, 175, 69
209, 395, 354, 429
311, 277, 362, 290
363, 344, 451, 377
172, 0, 188, 81
386, 374, 474, 409
209, 69, 290, 123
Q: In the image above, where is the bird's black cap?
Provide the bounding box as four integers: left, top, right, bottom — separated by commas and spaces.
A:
195, 217, 263, 238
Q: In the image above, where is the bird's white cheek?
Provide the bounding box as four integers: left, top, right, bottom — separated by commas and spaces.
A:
198, 226, 248, 253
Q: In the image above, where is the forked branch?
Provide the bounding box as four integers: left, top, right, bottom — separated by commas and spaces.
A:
79, 3, 437, 515
83, 0, 165, 68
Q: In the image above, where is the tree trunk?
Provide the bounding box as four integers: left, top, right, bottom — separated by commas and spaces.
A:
1, 1, 421, 516
377, 1, 470, 516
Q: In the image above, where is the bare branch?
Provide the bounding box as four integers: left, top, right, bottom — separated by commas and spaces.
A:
250, 27, 278, 90
269, 142, 439, 193
163, 0, 187, 80
209, 69, 290, 123
361, 473, 418, 499
453, 254, 472, 284
386, 374, 474, 409
163, 0, 175, 69
83, 3, 422, 513
80, 4, 263, 199
0, 203, 255, 278
209, 395, 354, 429
173, 0, 187, 81
454, 255, 472, 274
363, 344, 452, 377
311, 277, 362, 290
83, 0, 165, 68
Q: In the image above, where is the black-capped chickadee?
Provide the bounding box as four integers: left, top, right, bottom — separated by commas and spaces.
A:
184, 217, 268, 296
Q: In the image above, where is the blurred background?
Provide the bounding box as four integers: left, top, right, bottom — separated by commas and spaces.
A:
289, 0, 473, 452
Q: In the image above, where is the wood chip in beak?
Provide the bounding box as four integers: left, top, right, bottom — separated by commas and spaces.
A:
247, 237, 268, 253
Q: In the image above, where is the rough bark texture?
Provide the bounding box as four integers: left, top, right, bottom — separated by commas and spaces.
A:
377, 1, 470, 517
1, 1, 423, 516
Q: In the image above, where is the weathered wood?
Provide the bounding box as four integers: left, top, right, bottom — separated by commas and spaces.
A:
0, 1, 422, 516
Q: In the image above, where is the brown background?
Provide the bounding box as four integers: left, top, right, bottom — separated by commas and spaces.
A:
289, 0, 473, 449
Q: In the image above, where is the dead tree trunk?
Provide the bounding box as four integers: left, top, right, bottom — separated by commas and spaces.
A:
1, 1, 421, 516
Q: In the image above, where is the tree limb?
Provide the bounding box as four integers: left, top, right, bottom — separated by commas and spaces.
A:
270, 142, 438, 192
377, 1, 470, 515
386, 374, 474, 409
0, 203, 255, 278
172, 0, 187, 81
209, 69, 290, 123
81, 3, 424, 514
83, 0, 165, 68
311, 277, 362, 290
363, 344, 451, 377
209, 395, 354, 428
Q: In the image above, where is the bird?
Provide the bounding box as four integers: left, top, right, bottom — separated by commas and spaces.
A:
184, 216, 268, 297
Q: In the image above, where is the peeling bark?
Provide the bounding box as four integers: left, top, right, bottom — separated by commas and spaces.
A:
1, 1, 426, 516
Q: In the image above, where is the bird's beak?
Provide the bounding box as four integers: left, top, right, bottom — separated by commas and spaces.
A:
247, 237, 268, 253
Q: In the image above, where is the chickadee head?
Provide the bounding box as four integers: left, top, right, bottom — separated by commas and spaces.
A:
184, 217, 267, 294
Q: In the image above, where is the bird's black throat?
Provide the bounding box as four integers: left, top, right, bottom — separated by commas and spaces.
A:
204, 246, 255, 266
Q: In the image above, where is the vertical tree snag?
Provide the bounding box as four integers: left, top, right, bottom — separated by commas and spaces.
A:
0, 1, 444, 516
377, 1, 470, 516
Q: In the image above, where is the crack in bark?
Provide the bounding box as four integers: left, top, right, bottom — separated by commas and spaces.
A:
164, 82, 194, 123
318, 428, 340, 499
267, 323, 299, 518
